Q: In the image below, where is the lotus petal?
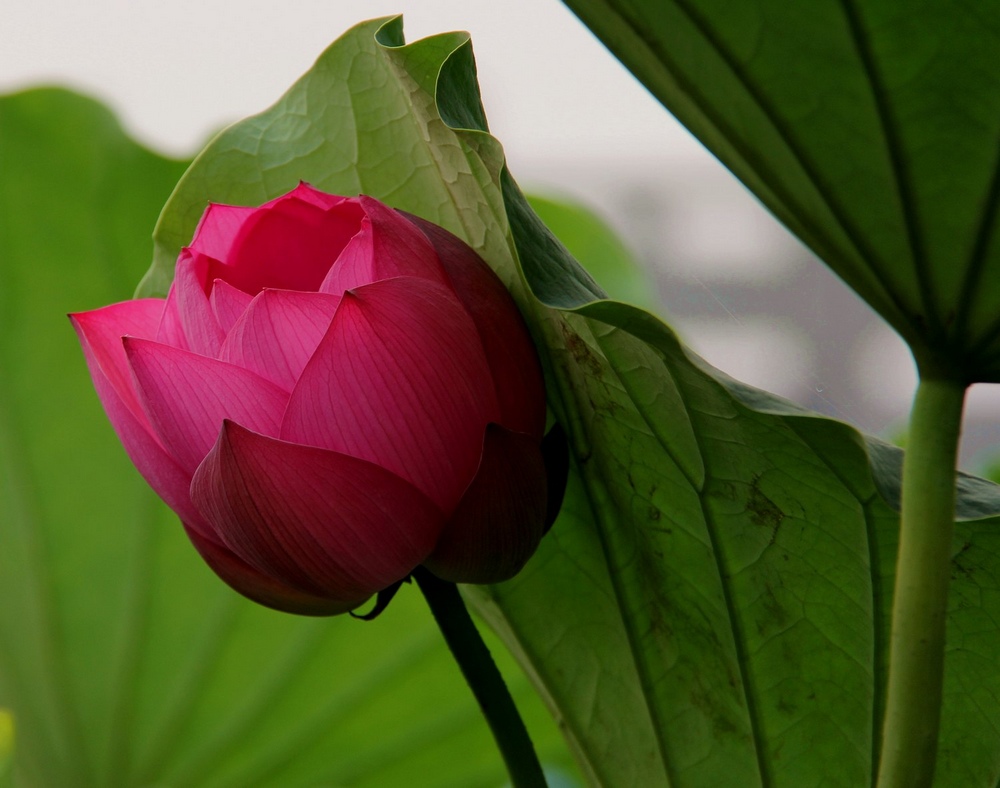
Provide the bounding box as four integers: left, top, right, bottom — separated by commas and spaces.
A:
319, 197, 450, 295
166, 249, 226, 357
191, 420, 443, 605
124, 338, 287, 475
282, 276, 500, 510
70, 299, 164, 423
189, 202, 259, 262
203, 195, 363, 295
405, 213, 546, 437
210, 278, 253, 336
183, 524, 357, 616
219, 289, 340, 390
424, 424, 547, 583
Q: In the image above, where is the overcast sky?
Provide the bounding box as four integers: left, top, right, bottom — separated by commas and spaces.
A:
0, 1, 705, 170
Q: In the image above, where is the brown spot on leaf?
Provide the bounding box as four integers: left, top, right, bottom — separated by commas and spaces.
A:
747, 474, 784, 544
562, 326, 604, 378
951, 541, 974, 579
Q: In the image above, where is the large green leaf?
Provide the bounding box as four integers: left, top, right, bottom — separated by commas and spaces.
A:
560, 0, 1000, 382
134, 16, 1000, 786
0, 87, 573, 787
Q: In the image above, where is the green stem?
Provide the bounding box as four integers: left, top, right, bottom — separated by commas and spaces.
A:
877, 377, 967, 788
412, 567, 547, 788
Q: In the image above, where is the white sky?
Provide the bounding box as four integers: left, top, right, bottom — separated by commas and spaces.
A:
0, 1, 705, 167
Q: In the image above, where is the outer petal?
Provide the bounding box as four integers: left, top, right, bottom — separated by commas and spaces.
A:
218, 289, 340, 391
423, 424, 547, 583
319, 197, 450, 295
160, 249, 226, 357
200, 194, 364, 295
72, 302, 217, 531
70, 299, 165, 423
124, 338, 287, 475
191, 420, 444, 606
210, 278, 253, 335
155, 283, 189, 351
404, 213, 546, 438
282, 276, 500, 511
183, 525, 358, 616
74, 336, 208, 531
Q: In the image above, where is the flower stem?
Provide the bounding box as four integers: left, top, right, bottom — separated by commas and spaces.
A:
413, 567, 547, 788
877, 377, 966, 787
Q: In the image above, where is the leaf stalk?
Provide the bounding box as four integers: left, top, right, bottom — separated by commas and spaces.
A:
877, 377, 966, 787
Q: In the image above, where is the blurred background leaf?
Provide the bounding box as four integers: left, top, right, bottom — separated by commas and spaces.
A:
0, 86, 575, 787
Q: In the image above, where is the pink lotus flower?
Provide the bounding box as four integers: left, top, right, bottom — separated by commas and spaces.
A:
72, 184, 549, 615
